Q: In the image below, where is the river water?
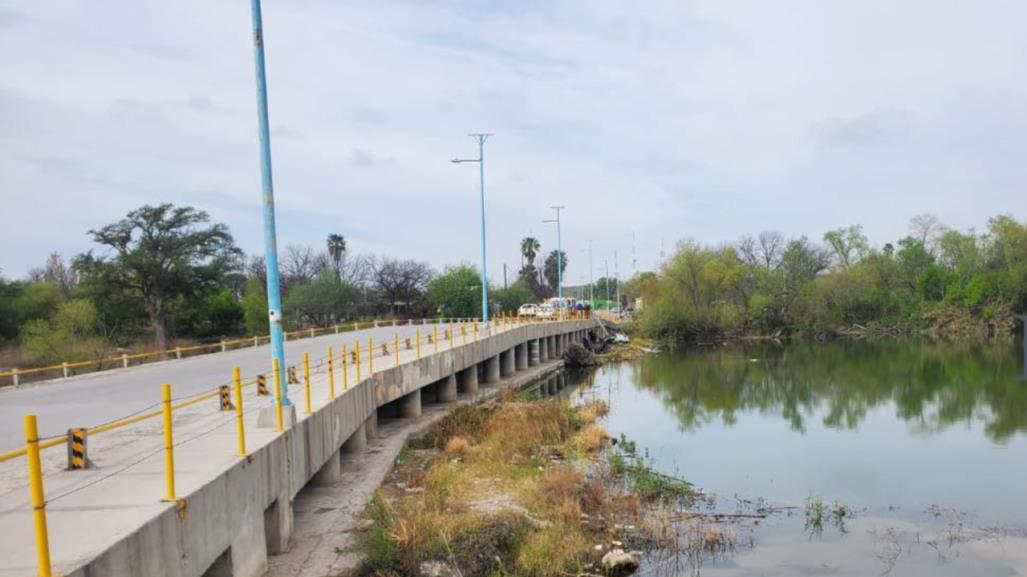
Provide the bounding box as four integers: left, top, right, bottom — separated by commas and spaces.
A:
569, 338, 1027, 576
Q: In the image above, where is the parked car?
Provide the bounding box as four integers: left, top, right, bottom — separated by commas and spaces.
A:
536, 304, 556, 319
518, 303, 540, 317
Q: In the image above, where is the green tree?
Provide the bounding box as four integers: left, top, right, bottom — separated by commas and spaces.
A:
327, 234, 347, 279
20, 299, 115, 366
242, 277, 270, 336
284, 272, 357, 327
543, 250, 567, 292
492, 281, 535, 314
520, 237, 541, 267
823, 225, 869, 268
74, 204, 242, 351
427, 265, 481, 318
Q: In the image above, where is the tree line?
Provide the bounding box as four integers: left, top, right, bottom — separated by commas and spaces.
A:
628, 214, 1027, 343
0, 204, 568, 368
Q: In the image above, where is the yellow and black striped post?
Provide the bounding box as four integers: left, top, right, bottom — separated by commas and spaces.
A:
342, 343, 349, 389
219, 385, 234, 411
256, 374, 270, 396
303, 352, 311, 414
67, 428, 88, 470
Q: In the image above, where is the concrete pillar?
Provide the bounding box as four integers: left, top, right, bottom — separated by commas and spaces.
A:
364, 412, 378, 439
437, 374, 458, 403
485, 355, 501, 384
399, 389, 421, 418
540, 337, 549, 361
516, 343, 529, 370
458, 365, 479, 395
312, 451, 341, 485
501, 348, 516, 377
529, 339, 540, 366
263, 494, 292, 555
342, 422, 368, 453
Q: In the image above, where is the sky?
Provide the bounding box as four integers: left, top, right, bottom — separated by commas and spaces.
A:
1, 0, 1025, 286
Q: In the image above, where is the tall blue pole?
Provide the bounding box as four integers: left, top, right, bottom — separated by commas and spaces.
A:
477, 136, 489, 323
555, 207, 563, 300
250, 0, 288, 403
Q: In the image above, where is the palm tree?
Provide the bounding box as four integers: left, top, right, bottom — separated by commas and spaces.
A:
520, 236, 541, 267
326, 234, 346, 279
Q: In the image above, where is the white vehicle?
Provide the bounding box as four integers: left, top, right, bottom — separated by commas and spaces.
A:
518, 303, 540, 317
536, 304, 556, 319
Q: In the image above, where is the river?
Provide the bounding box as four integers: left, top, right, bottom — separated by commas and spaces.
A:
569, 338, 1027, 576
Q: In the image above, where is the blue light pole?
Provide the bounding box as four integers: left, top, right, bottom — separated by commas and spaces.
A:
452, 134, 493, 323
249, 0, 288, 402
543, 205, 565, 301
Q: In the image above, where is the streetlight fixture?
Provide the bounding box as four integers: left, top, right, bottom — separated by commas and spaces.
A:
543, 206, 565, 302
452, 134, 493, 323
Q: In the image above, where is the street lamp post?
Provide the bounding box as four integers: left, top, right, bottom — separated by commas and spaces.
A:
452, 134, 493, 323
249, 0, 288, 403
543, 205, 565, 302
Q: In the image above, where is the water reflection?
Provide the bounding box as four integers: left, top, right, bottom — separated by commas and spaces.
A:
629, 339, 1026, 442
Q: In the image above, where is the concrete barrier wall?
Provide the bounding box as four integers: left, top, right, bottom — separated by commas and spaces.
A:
67, 321, 594, 577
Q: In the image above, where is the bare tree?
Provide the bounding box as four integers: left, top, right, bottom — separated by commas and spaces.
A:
372, 257, 432, 316
28, 252, 78, 294
281, 244, 328, 290
909, 213, 945, 254
758, 231, 785, 269
246, 255, 267, 284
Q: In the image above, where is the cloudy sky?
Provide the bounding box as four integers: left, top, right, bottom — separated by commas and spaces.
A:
1, 0, 1024, 285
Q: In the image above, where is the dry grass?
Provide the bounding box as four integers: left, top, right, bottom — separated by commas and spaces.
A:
578, 399, 610, 425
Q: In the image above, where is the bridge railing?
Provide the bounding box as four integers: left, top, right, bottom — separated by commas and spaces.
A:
0, 316, 491, 388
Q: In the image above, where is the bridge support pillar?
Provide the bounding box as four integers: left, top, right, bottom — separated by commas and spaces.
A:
529, 339, 540, 366
458, 365, 478, 395
365, 412, 378, 440
516, 343, 529, 370
399, 390, 421, 418
342, 422, 368, 453
437, 374, 458, 403
485, 355, 501, 384
313, 451, 341, 485
540, 337, 549, 361
501, 348, 516, 377
264, 491, 293, 555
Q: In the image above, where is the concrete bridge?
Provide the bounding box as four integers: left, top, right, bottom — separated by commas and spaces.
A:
0, 318, 596, 577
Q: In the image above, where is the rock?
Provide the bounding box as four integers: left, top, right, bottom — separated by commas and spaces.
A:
563, 343, 598, 367
419, 560, 458, 577
601, 549, 640, 576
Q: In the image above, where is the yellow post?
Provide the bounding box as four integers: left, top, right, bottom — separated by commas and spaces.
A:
273, 358, 284, 432
433, 324, 439, 353
416, 327, 421, 359
161, 383, 176, 502
461, 323, 467, 345
355, 340, 362, 382
303, 352, 311, 414
394, 332, 399, 366
448, 321, 453, 349
24, 414, 53, 577
327, 346, 336, 399
473, 321, 479, 340
368, 336, 374, 373
342, 344, 349, 389
233, 367, 246, 456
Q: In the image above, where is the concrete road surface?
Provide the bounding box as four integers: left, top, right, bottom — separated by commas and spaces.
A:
0, 321, 462, 451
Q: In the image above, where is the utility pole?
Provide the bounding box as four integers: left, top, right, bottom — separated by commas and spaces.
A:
615, 249, 620, 312
503, 263, 507, 289
589, 240, 594, 308
452, 133, 493, 322
604, 259, 610, 306
543, 206, 565, 301
249, 0, 288, 402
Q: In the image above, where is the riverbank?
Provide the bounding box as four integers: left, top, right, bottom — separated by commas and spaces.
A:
354, 390, 703, 577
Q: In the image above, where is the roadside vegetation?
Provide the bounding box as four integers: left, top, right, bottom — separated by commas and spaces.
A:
0, 203, 568, 373
358, 392, 702, 577
626, 214, 1027, 344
